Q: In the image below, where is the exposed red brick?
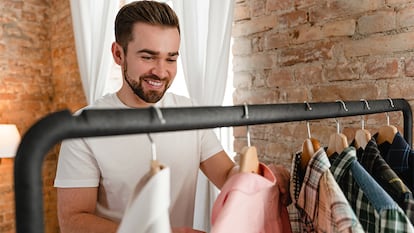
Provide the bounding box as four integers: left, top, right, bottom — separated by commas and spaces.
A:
357, 10, 396, 34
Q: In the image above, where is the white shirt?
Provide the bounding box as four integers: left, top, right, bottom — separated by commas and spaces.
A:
54, 92, 223, 227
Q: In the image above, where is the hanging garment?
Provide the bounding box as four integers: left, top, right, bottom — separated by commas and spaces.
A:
352, 138, 414, 225
210, 163, 292, 233
329, 147, 414, 233
117, 167, 171, 233
289, 147, 364, 233
375, 132, 414, 193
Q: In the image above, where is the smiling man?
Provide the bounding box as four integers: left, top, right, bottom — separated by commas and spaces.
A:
54, 1, 237, 233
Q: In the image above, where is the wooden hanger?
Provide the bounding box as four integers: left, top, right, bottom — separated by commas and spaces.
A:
326, 101, 349, 156
326, 119, 348, 156
376, 125, 397, 145
239, 104, 260, 174
376, 121, 398, 145
355, 129, 371, 150
355, 100, 371, 150
354, 115, 371, 150
300, 120, 321, 171
239, 145, 260, 174
376, 99, 398, 145
301, 137, 321, 172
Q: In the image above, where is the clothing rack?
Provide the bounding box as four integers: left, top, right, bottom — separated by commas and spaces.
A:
14, 98, 413, 233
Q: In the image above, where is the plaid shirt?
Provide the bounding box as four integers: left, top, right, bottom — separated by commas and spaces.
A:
376, 132, 414, 193
329, 147, 414, 233
353, 138, 414, 225
289, 147, 364, 232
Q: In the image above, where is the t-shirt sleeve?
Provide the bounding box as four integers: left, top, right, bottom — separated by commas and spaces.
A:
200, 129, 225, 162
54, 138, 100, 188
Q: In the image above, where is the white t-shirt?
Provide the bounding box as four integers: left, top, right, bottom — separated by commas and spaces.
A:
54, 92, 224, 227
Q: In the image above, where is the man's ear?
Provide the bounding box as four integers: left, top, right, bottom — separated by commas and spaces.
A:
111, 42, 124, 65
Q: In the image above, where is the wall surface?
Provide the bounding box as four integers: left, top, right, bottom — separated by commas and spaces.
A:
0, 0, 85, 232
232, 0, 414, 167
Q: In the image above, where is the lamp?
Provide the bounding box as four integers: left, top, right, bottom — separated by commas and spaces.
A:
0, 124, 21, 159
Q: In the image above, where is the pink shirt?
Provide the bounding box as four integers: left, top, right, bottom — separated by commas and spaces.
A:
211, 163, 292, 233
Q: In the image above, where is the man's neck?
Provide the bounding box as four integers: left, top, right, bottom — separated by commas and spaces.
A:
116, 90, 153, 108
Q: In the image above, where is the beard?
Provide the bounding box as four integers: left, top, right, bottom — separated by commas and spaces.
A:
123, 64, 168, 104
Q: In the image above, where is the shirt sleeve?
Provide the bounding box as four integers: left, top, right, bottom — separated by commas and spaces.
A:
200, 129, 225, 162
54, 138, 100, 188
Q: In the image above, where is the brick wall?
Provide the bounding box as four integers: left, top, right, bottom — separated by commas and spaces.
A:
232, 0, 414, 167
2, 0, 414, 232
0, 0, 85, 232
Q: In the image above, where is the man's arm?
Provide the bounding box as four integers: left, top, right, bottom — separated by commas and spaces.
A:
200, 150, 291, 206
57, 187, 118, 233
199, 150, 238, 189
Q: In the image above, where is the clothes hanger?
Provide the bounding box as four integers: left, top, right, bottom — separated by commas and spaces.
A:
300, 102, 321, 172
147, 133, 161, 176
376, 99, 398, 145
354, 99, 371, 150
300, 120, 321, 172
239, 104, 260, 174
326, 100, 348, 156
326, 118, 349, 156
147, 106, 166, 176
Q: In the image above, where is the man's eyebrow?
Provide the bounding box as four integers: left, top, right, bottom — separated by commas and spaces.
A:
138, 49, 179, 56
169, 51, 179, 56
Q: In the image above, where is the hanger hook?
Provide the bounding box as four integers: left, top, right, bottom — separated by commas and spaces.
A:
333, 100, 347, 133
304, 102, 312, 138
243, 103, 251, 147
147, 133, 157, 161
306, 121, 312, 139
360, 99, 370, 130
361, 116, 365, 130
385, 98, 394, 126
335, 118, 341, 134
304, 101, 312, 111
147, 106, 165, 161
360, 99, 371, 110
385, 112, 391, 126
388, 98, 395, 108
336, 100, 349, 112
152, 106, 166, 124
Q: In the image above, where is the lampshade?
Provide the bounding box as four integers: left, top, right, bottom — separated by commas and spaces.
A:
0, 124, 21, 158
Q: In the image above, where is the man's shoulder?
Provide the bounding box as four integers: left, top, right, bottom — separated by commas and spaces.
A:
74, 93, 123, 115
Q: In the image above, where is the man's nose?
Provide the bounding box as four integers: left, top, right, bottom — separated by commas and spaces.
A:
151, 60, 168, 78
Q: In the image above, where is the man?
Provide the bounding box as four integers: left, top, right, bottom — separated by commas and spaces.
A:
54, 1, 289, 233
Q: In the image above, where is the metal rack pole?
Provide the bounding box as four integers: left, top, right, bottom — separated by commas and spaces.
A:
14, 98, 412, 233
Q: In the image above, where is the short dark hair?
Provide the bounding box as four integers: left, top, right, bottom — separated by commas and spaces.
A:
114, 1, 180, 53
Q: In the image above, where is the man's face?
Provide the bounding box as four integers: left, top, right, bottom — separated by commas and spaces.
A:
121, 22, 180, 104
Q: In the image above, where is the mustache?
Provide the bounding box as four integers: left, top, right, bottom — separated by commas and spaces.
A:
123, 63, 162, 81
141, 74, 162, 81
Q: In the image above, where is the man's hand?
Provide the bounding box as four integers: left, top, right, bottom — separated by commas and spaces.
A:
268, 163, 291, 206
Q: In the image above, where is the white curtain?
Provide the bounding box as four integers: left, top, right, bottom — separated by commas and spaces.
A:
171, 0, 235, 231
70, 0, 119, 104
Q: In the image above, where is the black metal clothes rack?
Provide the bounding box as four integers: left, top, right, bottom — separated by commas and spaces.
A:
14, 98, 413, 233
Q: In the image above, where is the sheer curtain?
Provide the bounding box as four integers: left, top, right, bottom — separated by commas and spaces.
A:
69, 0, 119, 104
171, 0, 235, 231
